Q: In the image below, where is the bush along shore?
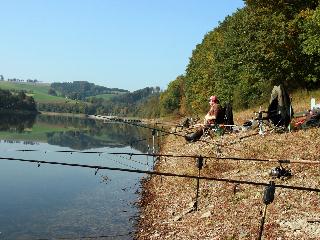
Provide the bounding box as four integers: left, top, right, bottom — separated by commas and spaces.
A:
136, 123, 320, 239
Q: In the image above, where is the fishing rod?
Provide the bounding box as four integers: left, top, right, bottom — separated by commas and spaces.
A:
110, 120, 186, 138
12, 149, 320, 165
109, 119, 226, 145
89, 116, 249, 154
107, 152, 320, 164
12, 148, 268, 161
107, 152, 320, 165
112, 120, 247, 153
0, 156, 319, 193
17, 149, 152, 167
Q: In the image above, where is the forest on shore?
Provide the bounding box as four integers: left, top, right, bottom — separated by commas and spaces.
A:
159, 0, 320, 116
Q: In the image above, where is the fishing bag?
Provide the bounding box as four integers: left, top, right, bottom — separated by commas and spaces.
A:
267, 85, 293, 127
223, 102, 234, 125
216, 102, 234, 125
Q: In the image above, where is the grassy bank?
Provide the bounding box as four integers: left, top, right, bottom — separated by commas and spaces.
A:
137, 91, 320, 239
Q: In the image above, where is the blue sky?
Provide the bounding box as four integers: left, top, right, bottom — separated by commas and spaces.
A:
0, 0, 244, 91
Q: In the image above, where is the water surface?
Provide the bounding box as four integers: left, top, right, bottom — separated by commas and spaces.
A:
0, 114, 157, 239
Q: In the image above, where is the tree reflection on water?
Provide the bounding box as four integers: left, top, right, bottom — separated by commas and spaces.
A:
0, 113, 156, 152
0, 112, 36, 133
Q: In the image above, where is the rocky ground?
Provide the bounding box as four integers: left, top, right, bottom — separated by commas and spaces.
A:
136, 119, 320, 239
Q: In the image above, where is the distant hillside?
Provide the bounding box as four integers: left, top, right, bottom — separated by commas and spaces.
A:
111, 86, 159, 103
50, 81, 129, 100
0, 80, 160, 118
98, 87, 161, 117
0, 80, 128, 104
0, 81, 69, 103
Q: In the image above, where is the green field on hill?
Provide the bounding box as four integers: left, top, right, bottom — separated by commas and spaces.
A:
0, 81, 122, 104
0, 81, 70, 103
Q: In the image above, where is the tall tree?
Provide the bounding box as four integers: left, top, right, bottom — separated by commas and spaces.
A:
160, 75, 186, 115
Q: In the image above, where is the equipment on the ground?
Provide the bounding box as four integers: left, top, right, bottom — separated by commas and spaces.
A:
267, 84, 294, 128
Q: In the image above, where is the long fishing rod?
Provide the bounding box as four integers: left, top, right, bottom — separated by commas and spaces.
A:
12, 149, 320, 165
18, 149, 150, 167
107, 152, 320, 165
112, 120, 247, 154
113, 120, 186, 138
1, 156, 319, 193
94, 116, 248, 154
110, 119, 223, 145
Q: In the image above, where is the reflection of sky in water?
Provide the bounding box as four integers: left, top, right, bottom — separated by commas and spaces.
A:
0, 138, 154, 239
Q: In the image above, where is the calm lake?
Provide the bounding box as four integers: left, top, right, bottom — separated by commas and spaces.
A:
0, 114, 158, 240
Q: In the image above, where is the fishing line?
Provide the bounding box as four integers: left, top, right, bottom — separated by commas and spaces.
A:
112, 120, 222, 146
108, 155, 139, 170
0, 156, 319, 193
6, 149, 320, 165
125, 154, 150, 167
118, 154, 150, 168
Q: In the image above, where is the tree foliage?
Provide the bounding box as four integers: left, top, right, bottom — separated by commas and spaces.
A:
159, 75, 185, 115
51, 81, 128, 100
0, 89, 37, 112
160, 0, 320, 115
301, 5, 320, 55
36, 86, 161, 117
100, 87, 161, 117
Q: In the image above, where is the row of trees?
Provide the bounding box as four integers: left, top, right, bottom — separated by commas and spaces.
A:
38, 86, 161, 117
160, 0, 320, 115
49, 81, 129, 100
38, 102, 89, 114
0, 76, 39, 83
0, 89, 37, 112
87, 87, 160, 117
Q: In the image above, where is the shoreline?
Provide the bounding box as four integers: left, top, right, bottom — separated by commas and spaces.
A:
136, 126, 320, 239
39, 111, 87, 118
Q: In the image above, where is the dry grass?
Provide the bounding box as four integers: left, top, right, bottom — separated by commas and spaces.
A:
136, 91, 320, 240
291, 89, 320, 113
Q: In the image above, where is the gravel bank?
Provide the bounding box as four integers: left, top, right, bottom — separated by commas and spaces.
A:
136, 126, 320, 239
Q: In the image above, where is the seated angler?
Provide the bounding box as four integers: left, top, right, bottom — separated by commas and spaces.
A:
185, 95, 221, 142
204, 95, 221, 126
